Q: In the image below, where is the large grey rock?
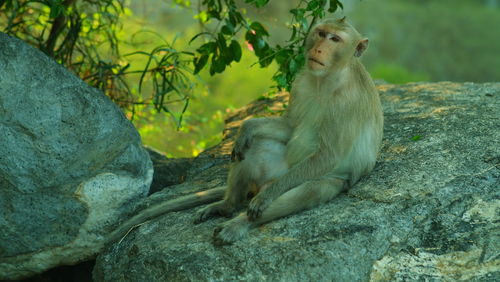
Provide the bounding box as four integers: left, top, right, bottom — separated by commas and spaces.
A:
0, 32, 153, 279
94, 82, 499, 281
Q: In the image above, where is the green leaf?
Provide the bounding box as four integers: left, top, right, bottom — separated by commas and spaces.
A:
230, 40, 242, 62
217, 34, 232, 64
306, 1, 319, 11
250, 22, 269, 37
195, 11, 209, 23
274, 73, 287, 88
228, 11, 238, 26
215, 57, 226, 73
328, 0, 344, 13
255, 0, 269, 7
275, 49, 292, 65
189, 32, 212, 45
337, 0, 344, 10
259, 48, 274, 67
209, 54, 226, 75
411, 135, 422, 141
255, 37, 266, 50
313, 8, 325, 17
177, 98, 190, 130
289, 58, 298, 74
207, 10, 221, 20
295, 53, 306, 69
193, 54, 209, 74
300, 17, 308, 29
245, 0, 269, 8
289, 26, 298, 41
245, 30, 256, 42
197, 42, 217, 55
222, 50, 233, 65
217, 33, 227, 51
290, 8, 305, 19
221, 25, 233, 35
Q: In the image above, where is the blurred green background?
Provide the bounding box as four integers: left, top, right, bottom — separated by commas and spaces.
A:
127, 0, 500, 157
4, 0, 500, 157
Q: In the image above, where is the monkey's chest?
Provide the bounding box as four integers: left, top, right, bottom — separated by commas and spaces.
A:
286, 123, 319, 166
285, 93, 332, 165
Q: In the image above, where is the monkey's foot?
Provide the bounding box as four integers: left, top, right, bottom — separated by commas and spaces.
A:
194, 201, 233, 224
212, 216, 250, 246
247, 194, 273, 221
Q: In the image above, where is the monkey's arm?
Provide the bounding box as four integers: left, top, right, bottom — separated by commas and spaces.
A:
105, 186, 225, 245
232, 117, 292, 161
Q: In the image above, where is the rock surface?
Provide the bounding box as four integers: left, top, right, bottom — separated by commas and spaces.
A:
94, 82, 499, 281
0, 32, 153, 279
145, 146, 192, 195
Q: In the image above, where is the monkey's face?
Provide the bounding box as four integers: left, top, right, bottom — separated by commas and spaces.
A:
306, 23, 367, 76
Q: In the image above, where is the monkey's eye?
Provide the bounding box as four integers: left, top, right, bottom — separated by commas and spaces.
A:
318, 30, 327, 38
329, 35, 341, 42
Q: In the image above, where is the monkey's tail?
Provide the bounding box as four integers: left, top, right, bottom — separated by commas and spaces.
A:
105, 186, 226, 245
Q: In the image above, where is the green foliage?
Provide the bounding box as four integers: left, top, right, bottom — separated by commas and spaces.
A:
268, 0, 343, 90
190, 0, 342, 90
0, 0, 140, 111
1, 0, 123, 67
0, 0, 342, 122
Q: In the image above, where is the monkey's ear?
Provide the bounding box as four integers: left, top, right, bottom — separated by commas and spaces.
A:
355, 38, 369, 57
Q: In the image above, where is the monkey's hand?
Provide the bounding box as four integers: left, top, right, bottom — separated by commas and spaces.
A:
247, 189, 275, 220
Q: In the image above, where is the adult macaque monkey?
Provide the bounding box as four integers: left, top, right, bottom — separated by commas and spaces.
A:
106, 17, 383, 246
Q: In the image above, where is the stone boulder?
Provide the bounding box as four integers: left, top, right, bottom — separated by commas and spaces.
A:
94, 82, 499, 281
0, 32, 153, 279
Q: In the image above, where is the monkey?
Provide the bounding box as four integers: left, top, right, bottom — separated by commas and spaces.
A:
200, 17, 383, 244
105, 17, 383, 246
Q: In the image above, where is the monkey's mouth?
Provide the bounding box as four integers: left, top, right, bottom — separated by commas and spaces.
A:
308, 57, 325, 66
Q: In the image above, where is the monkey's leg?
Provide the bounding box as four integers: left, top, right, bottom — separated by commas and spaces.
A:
195, 161, 253, 223
213, 178, 345, 245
